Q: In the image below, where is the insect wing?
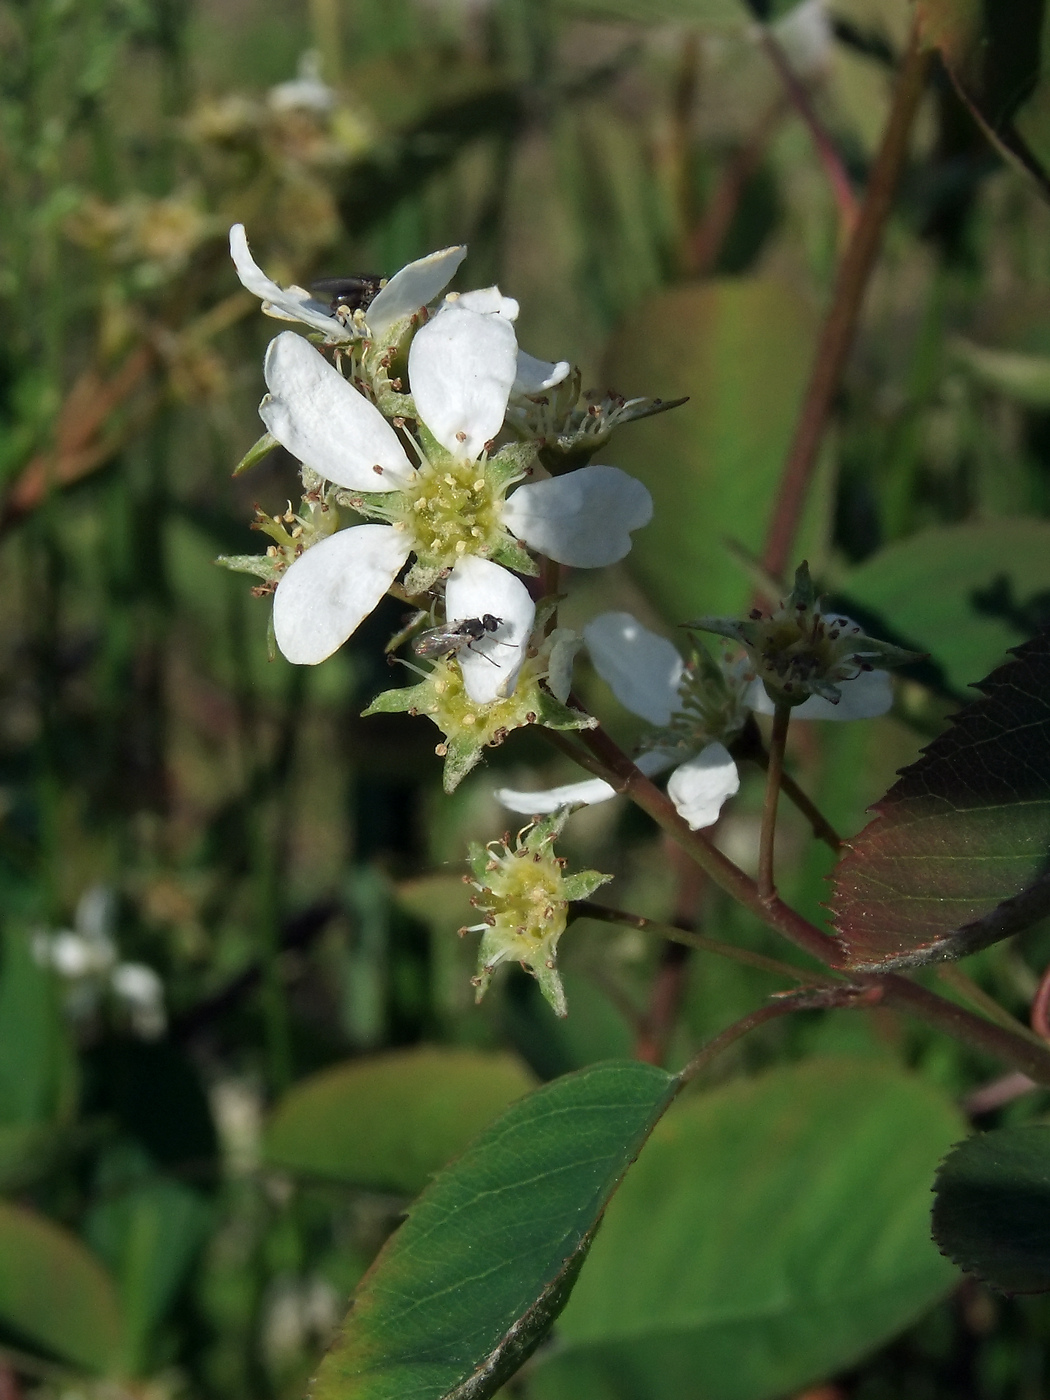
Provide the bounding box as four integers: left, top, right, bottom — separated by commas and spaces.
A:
412, 623, 470, 660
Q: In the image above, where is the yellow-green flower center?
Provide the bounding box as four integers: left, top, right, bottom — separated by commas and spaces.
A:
401, 453, 505, 566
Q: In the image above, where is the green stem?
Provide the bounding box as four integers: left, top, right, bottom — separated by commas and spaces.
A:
758, 703, 791, 900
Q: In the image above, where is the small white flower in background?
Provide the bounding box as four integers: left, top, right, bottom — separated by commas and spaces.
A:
260, 314, 651, 697
268, 51, 335, 114
110, 962, 167, 1039
495, 610, 893, 830
229, 223, 467, 345
33, 885, 166, 1038
767, 0, 833, 81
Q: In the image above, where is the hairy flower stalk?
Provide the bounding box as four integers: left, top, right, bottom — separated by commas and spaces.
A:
461, 812, 611, 1017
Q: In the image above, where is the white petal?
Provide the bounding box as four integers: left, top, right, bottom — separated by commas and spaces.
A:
229, 225, 347, 340
502, 465, 652, 568
261, 333, 416, 490
366, 245, 467, 338
583, 612, 683, 725
273, 524, 410, 665
496, 776, 619, 814
494, 748, 673, 815
667, 743, 740, 830
514, 349, 573, 396
408, 306, 517, 459
444, 557, 535, 705
446, 287, 519, 320
747, 668, 893, 720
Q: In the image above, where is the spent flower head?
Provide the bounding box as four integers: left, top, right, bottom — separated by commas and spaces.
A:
461, 811, 611, 1017
689, 562, 922, 710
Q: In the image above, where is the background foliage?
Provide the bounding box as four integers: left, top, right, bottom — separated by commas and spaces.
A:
6, 0, 1050, 1395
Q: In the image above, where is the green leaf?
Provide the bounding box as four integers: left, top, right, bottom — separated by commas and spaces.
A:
917, 0, 1050, 195
951, 337, 1050, 408
264, 1047, 536, 1196
836, 520, 1050, 695
84, 1177, 212, 1374
0, 1199, 123, 1373
831, 632, 1050, 970
932, 1125, 1050, 1294
603, 278, 822, 624
0, 928, 76, 1127
312, 1061, 676, 1400
526, 1059, 962, 1400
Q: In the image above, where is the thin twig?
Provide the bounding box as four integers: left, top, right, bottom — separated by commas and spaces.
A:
760, 22, 931, 585
572, 900, 840, 986
758, 702, 791, 899
758, 26, 859, 232
676, 985, 875, 1087
734, 717, 841, 850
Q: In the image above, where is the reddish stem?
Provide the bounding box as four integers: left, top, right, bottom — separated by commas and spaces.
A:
758, 27, 859, 233
1032, 961, 1050, 1041
760, 23, 930, 584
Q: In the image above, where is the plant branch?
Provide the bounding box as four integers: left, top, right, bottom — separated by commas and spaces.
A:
879, 976, 1050, 1088
760, 21, 931, 584
937, 964, 1048, 1050
546, 720, 1050, 1086
571, 900, 840, 987
758, 702, 791, 899
676, 986, 873, 1087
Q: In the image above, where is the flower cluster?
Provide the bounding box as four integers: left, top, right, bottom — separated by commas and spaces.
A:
224, 228, 909, 1016
33, 886, 166, 1039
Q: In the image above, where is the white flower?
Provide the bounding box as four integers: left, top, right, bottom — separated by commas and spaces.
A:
268, 51, 335, 114
495, 611, 892, 829
32, 886, 166, 1037
229, 224, 467, 344
261, 315, 652, 699
111, 962, 167, 1038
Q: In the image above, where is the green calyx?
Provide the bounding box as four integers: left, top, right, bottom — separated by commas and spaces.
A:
217, 490, 340, 590
462, 811, 611, 1017
688, 561, 923, 709
363, 629, 595, 793
505, 368, 687, 474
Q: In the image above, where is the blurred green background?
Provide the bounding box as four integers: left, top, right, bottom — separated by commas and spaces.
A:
5, 0, 1050, 1395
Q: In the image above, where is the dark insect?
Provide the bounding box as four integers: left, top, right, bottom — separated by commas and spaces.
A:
412, 614, 512, 666
310, 274, 386, 316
